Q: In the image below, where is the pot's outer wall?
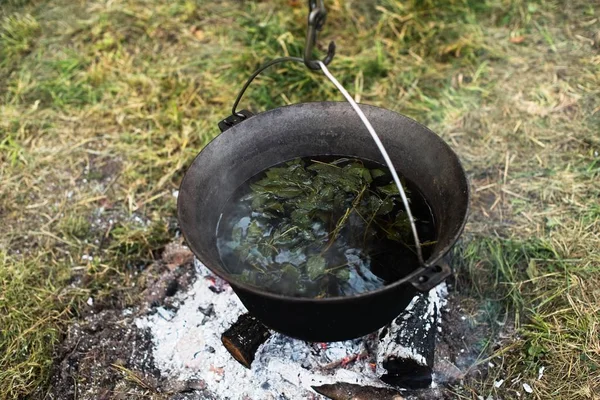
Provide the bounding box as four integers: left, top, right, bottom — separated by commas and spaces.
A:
178, 102, 469, 341
232, 282, 417, 342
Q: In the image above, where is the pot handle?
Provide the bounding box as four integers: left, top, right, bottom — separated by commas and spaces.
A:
218, 56, 305, 133
406, 257, 452, 292
219, 1, 336, 132
218, 110, 254, 132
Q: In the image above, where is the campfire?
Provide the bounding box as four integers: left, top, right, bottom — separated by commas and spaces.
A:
137, 258, 453, 400
147, 7, 469, 398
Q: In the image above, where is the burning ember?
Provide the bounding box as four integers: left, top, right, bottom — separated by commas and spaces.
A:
136, 259, 450, 399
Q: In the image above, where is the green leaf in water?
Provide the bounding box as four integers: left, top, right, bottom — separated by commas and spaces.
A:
365, 195, 384, 215
281, 263, 300, 282
320, 184, 335, 200
307, 255, 327, 280
257, 184, 305, 199
377, 183, 402, 197
377, 197, 395, 215
264, 201, 284, 213
386, 212, 412, 243
237, 269, 256, 284
246, 220, 263, 242
257, 242, 275, 259
335, 267, 350, 282
272, 225, 302, 247
236, 243, 251, 261
286, 158, 305, 167
291, 209, 312, 228
307, 163, 362, 193
296, 194, 334, 212
346, 164, 372, 184
250, 193, 270, 209
231, 226, 243, 243
370, 168, 386, 179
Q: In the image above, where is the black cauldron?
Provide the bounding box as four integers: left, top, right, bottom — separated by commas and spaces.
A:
178, 102, 469, 342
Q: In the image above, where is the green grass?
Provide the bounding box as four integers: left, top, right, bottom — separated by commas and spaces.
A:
453, 236, 600, 398
0, 252, 72, 398
0, 0, 599, 398
0, 12, 40, 70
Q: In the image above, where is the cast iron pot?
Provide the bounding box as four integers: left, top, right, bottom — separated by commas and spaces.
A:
178, 102, 469, 342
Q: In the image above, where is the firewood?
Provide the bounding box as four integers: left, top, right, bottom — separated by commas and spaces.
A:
221, 313, 271, 369
312, 382, 404, 400
377, 290, 440, 389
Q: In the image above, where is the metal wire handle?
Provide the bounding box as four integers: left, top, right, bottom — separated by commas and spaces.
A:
231, 56, 303, 116
317, 61, 425, 267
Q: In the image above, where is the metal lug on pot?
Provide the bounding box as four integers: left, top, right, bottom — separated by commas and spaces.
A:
218, 110, 254, 132
409, 257, 452, 292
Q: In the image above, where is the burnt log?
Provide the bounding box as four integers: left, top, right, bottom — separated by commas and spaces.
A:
313, 382, 404, 400
221, 313, 271, 368
377, 289, 441, 389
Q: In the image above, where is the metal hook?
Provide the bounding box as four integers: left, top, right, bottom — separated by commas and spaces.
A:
304, 0, 336, 70
229, 1, 337, 115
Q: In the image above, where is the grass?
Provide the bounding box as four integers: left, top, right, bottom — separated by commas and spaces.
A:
0, 252, 71, 397
0, 0, 598, 398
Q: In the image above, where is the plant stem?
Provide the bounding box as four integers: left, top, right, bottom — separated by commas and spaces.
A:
325, 262, 351, 273
322, 184, 367, 253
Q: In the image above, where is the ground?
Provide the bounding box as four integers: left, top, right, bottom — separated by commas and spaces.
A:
0, 0, 598, 399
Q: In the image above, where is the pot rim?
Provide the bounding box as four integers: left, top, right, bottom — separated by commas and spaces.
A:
178, 101, 470, 303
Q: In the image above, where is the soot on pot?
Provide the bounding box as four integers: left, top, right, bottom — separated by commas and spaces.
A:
216, 156, 436, 298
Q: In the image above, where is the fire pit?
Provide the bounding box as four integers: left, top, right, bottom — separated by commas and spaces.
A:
136, 258, 452, 400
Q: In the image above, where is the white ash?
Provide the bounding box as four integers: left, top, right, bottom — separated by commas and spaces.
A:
137, 259, 447, 399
